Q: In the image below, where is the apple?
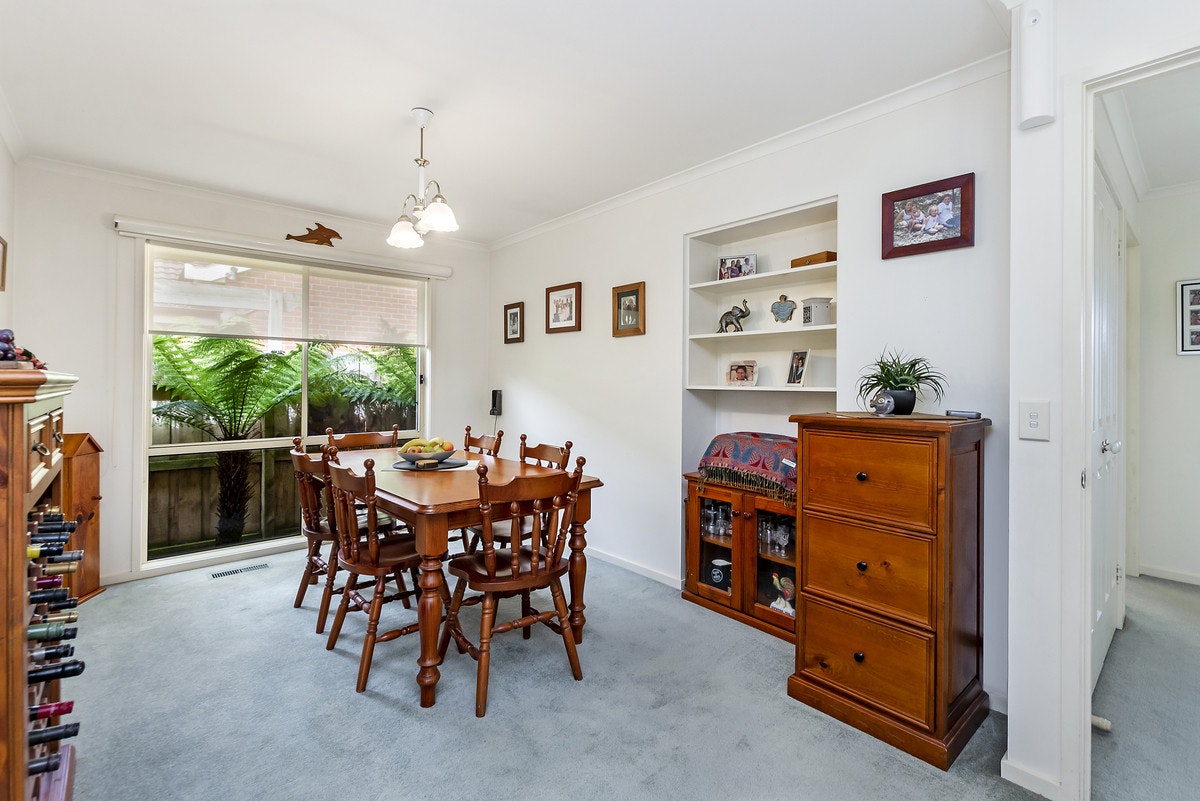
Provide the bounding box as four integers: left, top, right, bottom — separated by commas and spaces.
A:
442, 441, 454, 451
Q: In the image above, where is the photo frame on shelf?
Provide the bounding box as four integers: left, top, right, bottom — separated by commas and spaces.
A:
717, 254, 756, 280
503, 301, 524, 344
786, 350, 810, 385
726, 360, 758, 386
1177, 279, 1200, 354
882, 172, 975, 260
612, 281, 645, 337
546, 281, 582, 333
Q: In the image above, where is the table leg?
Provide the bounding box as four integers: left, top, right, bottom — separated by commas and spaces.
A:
417, 554, 445, 707
567, 518, 587, 643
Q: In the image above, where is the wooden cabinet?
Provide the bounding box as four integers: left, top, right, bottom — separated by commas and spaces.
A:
60, 435, 103, 604
786, 412, 989, 770
1, 370, 79, 801
682, 474, 798, 641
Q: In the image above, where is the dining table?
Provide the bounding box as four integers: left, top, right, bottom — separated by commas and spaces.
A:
329, 447, 603, 707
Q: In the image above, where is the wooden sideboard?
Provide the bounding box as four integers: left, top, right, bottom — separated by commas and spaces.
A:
786, 412, 989, 769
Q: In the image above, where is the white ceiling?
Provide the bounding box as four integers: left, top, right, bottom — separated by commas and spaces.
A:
0, 1, 1020, 248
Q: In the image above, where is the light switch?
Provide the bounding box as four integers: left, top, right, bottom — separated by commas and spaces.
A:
1018, 400, 1050, 441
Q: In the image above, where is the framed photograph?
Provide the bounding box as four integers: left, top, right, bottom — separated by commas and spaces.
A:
726, 360, 758, 386
0, 234, 6, 292
612, 281, 645, 337
717, 254, 756, 280
786, 349, 811, 386
1177, 279, 1200, 354
882, 172, 975, 260
503, 301, 524, 344
546, 281, 582, 333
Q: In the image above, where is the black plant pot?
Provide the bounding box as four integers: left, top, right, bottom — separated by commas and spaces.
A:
883, 389, 917, 415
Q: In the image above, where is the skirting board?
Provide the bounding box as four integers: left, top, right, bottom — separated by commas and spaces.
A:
1000, 755, 1071, 801
1137, 564, 1200, 587
587, 547, 679, 588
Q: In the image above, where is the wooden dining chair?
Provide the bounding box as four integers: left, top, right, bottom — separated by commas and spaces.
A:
326, 424, 400, 451
289, 440, 338, 632
465, 434, 573, 554
325, 452, 439, 693
438, 457, 586, 716
463, 425, 503, 456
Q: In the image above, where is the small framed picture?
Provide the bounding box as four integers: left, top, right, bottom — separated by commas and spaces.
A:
726, 360, 758, 386
612, 281, 645, 337
0, 234, 7, 292
1177, 279, 1200, 354
882, 172, 975, 259
786, 350, 811, 386
546, 281, 582, 334
503, 301, 524, 344
717, 254, 756, 280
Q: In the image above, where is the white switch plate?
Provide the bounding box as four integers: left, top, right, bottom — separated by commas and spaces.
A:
1018, 400, 1050, 441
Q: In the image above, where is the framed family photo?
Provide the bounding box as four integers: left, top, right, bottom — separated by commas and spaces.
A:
718, 254, 756, 280
786, 349, 810, 385
882, 172, 975, 260
546, 281, 582, 333
726, 360, 758, 386
1177, 279, 1200, 354
503, 301, 524, 344
612, 281, 645, 337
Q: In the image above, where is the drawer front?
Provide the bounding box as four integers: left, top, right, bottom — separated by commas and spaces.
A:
799, 598, 933, 729
803, 514, 934, 627
803, 430, 937, 533
27, 412, 52, 491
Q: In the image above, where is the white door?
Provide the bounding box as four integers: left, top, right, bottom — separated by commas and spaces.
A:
1088, 165, 1126, 692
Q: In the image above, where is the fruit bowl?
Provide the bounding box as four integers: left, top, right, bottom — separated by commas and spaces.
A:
396, 447, 455, 463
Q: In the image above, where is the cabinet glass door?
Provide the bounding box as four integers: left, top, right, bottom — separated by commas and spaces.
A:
698, 496, 734, 593
753, 507, 797, 619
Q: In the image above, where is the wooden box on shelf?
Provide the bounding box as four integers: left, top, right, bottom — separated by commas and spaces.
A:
682, 474, 798, 642
785, 412, 990, 770
790, 251, 837, 268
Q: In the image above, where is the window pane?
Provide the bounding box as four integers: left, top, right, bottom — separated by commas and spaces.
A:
309, 269, 423, 346
147, 447, 298, 560
307, 343, 419, 434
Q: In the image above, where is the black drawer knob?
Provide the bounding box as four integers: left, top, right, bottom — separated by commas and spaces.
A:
853, 651, 865, 663
856, 561, 868, 572
855, 471, 868, 482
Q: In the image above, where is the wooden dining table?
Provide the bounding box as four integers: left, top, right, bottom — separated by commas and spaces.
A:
329, 447, 603, 707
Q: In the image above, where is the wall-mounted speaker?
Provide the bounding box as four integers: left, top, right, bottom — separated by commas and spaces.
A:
489, 389, 502, 417
1017, 1, 1056, 130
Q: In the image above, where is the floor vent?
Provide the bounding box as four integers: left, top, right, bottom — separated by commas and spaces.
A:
210, 563, 270, 579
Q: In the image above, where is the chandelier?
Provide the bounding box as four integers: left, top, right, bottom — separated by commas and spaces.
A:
386, 107, 459, 248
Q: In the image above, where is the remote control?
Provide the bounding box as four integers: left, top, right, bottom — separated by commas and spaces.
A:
945, 410, 982, 419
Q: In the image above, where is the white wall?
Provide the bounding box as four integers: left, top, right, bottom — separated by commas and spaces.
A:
0, 127, 13, 322
11, 158, 491, 583
1132, 191, 1200, 584
488, 70, 1013, 704
1004, 2, 1200, 799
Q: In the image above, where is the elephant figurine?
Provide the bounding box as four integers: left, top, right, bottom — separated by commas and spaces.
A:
717, 299, 751, 333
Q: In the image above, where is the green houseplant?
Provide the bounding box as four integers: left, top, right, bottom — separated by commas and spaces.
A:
855, 348, 947, 415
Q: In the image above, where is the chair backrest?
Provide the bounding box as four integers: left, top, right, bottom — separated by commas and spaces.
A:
326, 450, 385, 567
464, 425, 503, 456
290, 437, 333, 538
326, 424, 400, 451
474, 457, 585, 579
518, 434, 572, 469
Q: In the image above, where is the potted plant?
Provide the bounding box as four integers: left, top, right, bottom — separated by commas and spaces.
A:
855, 348, 947, 415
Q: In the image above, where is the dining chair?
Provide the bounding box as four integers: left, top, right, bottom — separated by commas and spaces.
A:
437, 457, 586, 716
465, 434, 573, 554
463, 425, 503, 456
326, 424, 400, 451
289, 440, 338, 630
325, 452, 439, 693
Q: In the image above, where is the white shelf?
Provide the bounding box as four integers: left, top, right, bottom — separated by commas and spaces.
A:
689, 324, 836, 343
689, 262, 836, 293
687, 384, 837, 393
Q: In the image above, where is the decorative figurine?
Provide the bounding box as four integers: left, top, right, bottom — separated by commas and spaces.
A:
770, 294, 797, 323
870, 391, 896, 416
717, 299, 751, 332
285, 223, 341, 247
771, 572, 795, 617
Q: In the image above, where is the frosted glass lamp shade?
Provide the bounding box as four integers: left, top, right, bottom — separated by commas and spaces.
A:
420, 197, 459, 232
387, 218, 424, 248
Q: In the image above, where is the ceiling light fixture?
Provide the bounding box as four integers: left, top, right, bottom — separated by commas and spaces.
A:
387, 107, 459, 249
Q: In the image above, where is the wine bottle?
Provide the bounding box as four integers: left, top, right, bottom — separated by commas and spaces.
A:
30, 532, 73, 544
39, 563, 78, 575
34, 520, 77, 533
33, 575, 64, 589
32, 611, 79, 624
38, 511, 66, 522
45, 550, 84, 564
28, 644, 75, 662
28, 700, 75, 720
28, 722, 81, 745
46, 598, 79, 612
27, 753, 62, 776
26, 622, 78, 641
26, 543, 64, 559
29, 588, 69, 604
28, 660, 85, 683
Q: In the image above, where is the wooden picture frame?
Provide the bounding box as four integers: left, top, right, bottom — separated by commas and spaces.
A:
786, 349, 811, 386
546, 282, 582, 333
503, 301, 524, 344
0, 234, 7, 292
718, 254, 756, 280
612, 281, 645, 337
726, 360, 758, 386
882, 172, 975, 259
1176, 279, 1200, 354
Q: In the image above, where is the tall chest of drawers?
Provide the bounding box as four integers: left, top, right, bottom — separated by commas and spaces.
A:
786, 412, 989, 769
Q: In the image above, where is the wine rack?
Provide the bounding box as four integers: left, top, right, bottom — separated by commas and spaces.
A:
1, 371, 79, 801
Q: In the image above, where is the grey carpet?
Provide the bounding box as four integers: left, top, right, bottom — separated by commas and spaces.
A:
1091, 574, 1200, 800
68, 549, 1051, 801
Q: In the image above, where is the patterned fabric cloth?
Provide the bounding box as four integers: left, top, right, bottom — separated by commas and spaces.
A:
697, 431, 798, 505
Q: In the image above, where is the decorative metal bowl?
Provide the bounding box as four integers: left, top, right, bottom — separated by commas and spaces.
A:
396, 447, 455, 463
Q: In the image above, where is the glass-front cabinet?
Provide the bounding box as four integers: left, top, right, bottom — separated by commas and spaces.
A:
683, 474, 798, 641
